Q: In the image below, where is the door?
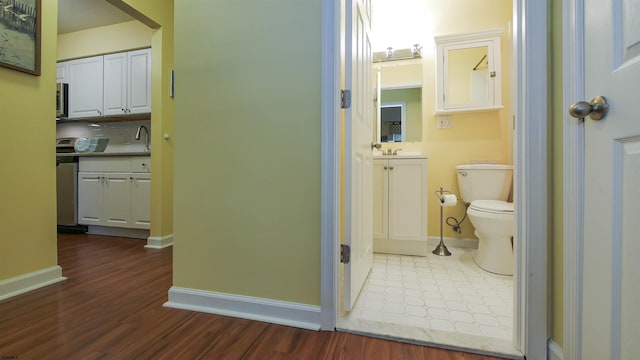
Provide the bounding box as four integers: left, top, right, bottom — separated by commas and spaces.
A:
387, 158, 427, 241
68, 56, 104, 118
103, 53, 128, 116
343, 0, 374, 311
580, 0, 640, 358
77, 172, 104, 225
372, 159, 387, 240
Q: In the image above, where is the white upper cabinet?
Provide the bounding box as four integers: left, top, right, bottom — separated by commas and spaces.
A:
56, 62, 69, 83
64, 49, 151, 119
435, 28, 503, 114
103, 49, 152, 116
68, 56, 104, 118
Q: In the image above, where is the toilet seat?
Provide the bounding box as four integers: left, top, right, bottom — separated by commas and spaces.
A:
470, 200, 514, 214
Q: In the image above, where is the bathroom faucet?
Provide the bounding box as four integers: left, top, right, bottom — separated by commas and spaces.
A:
392, 149, 402, 155
135, 125, 150, 151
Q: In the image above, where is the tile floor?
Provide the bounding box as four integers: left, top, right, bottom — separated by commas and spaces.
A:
338, 248, 520, 358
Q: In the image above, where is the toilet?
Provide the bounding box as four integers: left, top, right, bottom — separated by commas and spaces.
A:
456, 164, 514, 275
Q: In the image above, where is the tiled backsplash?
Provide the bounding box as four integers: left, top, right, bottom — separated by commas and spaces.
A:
56, 120, 151, 153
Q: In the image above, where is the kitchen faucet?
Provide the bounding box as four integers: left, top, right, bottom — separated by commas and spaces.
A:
135, 125, 150, 151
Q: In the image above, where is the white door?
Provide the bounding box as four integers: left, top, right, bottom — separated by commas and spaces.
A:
103, 53, 128, 116
103, 173, 131, 227
581, 0, 640, 358
343, 0, 374, 311
387, 158, 427, 241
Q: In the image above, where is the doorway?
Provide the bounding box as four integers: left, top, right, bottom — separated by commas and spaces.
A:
320, 1, 549, 359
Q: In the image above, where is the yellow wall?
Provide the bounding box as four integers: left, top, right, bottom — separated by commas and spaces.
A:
57, 20, 152, 61
61, 0, 175, 239
0, 1, 59, 280
379, 0, 512, 240
172, 1, 322, 305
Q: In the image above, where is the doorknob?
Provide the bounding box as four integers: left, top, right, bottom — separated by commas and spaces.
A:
371, 142, 382, 150
568, 96, 609, 121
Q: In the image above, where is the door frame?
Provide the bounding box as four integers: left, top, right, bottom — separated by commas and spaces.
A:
319, 0, 549, 358
561, 0, 585, 358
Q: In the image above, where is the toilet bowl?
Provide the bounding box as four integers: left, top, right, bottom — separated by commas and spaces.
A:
467, 200, 514, 275
456, 164, 514, 275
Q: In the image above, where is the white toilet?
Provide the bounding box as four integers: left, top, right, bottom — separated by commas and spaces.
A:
456, 164, 514, 275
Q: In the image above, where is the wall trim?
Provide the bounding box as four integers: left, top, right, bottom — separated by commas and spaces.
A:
427, 236, 478, 249
145, 234, 174, 249
87, 225, 149, 239
164, 286, 322, 331
548, 339, 564, 360
320, 0, 340, 331
0, 266, 66, 302
562, 0, 584, 358
512, 0, 549, 357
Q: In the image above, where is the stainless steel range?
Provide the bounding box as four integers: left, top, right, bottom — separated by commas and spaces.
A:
56, 138, 85, 232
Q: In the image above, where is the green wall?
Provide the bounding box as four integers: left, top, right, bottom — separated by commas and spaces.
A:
173, 0, 322, 304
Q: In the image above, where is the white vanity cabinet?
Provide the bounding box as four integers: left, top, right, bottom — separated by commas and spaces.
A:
373, 157, 428, 256
78, 157, 151, 230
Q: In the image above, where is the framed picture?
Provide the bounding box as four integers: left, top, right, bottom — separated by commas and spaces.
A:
0, 0, 41, 76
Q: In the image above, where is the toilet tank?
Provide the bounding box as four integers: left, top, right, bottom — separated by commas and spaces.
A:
456, 164, 513, 203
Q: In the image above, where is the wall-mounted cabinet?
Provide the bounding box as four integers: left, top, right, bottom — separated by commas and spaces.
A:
435, 28, 503, 114
62, 48, 151, 120
373, 157, 428, 256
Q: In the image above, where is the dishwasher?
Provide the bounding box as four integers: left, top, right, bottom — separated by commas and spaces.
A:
56, 138, 86, 233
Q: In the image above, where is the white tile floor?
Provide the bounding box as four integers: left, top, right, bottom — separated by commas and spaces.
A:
338, 248, 520, 358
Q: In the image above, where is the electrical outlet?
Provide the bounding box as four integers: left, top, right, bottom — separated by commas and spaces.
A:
437, 115, 451, 129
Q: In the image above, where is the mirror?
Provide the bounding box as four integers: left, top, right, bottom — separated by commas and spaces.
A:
374, 60, 422, 143
435, 28, 503, 113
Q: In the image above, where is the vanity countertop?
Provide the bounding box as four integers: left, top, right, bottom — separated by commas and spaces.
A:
373, 155, 428, 159
56, 151, 151, 157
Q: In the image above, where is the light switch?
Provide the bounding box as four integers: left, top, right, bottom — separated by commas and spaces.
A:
437, 116, 451, 129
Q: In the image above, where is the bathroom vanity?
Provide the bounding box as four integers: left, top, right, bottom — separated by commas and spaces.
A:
373, 155, 428, 256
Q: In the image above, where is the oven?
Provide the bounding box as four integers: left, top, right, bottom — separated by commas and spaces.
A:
56, 138, 85, 232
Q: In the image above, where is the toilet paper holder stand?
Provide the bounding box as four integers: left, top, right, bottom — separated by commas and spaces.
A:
433, 187, 453, 256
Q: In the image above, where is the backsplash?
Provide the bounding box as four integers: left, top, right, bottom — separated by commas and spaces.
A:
56, 120, 151, 153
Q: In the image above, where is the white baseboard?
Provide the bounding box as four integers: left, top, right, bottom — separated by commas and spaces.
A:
548, 339, 563, 360
164, 286, 321, 331
0, 266, 66, 301
87, 225, 150, 239
427, 236, 478, 249
145, 234, 173, 249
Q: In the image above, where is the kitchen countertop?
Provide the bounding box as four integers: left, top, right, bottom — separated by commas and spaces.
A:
56, 151, 151, 157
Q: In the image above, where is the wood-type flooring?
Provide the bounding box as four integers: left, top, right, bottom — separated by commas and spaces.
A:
0, 234, 509, 359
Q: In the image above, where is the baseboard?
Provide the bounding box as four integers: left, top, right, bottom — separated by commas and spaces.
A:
87, 225, 149, 239
548, 339, 563, 360
373, 238, 428, 256
164, 286, 321, 331
145, 234, 173, 249
0, 266, 66, 301
427, 236, 478, 249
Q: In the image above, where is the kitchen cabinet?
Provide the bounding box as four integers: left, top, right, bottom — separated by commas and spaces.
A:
373, 157, 428, 256
62, 49, 151, 119
78, 157, 151, 229
56, 62, 69, 83
68, 55, 104, 118
103, 49, 152, 116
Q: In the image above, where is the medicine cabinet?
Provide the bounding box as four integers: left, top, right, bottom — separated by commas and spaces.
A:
435, 28, 503, 114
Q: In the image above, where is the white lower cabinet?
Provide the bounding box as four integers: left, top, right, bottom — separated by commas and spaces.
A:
78, 157, 150, 230
373, 157, 428, 256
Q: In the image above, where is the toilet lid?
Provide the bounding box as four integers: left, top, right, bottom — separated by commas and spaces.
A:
470, 200, 514, 213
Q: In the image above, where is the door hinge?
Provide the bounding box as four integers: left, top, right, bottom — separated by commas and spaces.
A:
340, 244, 351, 264
341, 89, 351, 109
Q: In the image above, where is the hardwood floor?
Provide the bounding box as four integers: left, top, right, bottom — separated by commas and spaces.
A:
0, 234, 508, 359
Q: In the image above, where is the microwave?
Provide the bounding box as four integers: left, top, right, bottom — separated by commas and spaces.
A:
56, 83, 68, 118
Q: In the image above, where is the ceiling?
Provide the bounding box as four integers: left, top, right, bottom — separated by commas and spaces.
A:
58, 0, 135, 35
